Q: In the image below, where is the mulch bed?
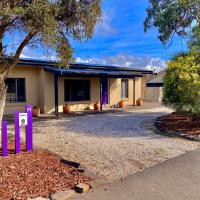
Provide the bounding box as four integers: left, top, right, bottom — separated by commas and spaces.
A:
0, 139, 90, 200
159, 113, 200, 136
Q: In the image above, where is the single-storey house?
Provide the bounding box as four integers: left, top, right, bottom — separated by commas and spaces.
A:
146, 69, 166, 102
3, 59, 154, 115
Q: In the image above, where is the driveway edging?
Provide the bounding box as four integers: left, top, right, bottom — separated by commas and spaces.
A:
155, 116, 200, 142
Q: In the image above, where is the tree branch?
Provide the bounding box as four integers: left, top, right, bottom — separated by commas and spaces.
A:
3, 31, 37, 78
0, 17, 19, 59
0, 31, 4, 56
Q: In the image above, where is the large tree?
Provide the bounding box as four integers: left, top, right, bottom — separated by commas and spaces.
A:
0, 0, 102, 122
144, 0, 200, 49
144, 0, 200, 115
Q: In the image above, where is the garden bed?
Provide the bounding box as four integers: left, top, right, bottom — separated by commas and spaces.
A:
0, 139, 90, 200
157, 113, 200, 139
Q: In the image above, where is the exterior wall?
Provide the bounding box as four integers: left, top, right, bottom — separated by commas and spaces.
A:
41, 76, 100, 114
109, 78, 121, 106
126, 79, 134, 105
141, 76, 146, 100
4, 66, 40, 114
57, 77, 100, 113
109, 78, 144, 107
146, 87, 163, 102
134, 77, 142, 105
3, 66, 56, 115
38, 68, 45, 113
3, 65, 147, 114
43, 71, 55, 113
146, 70, 166, 102
53, 77, 143, 112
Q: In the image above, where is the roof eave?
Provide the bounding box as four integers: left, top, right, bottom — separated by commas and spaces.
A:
44, 67, 144, 78
17, 58, 154, 74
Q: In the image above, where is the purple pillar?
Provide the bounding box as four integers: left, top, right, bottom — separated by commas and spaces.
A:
25, 105, 33, 151
2, 121, 8, 157
14, 111, 20, 154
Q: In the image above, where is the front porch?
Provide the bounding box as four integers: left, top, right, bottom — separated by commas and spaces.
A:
45, 67, 146, 116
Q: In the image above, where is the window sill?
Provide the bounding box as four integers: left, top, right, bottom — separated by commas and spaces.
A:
6, 102, 26, 106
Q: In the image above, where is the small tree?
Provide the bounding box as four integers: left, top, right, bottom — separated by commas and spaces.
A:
0, 0, 102, 122
163, 52, 200, 115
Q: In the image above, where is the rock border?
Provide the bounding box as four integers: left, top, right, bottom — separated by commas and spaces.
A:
29, 183, 91, 200
155, 116, 200, 142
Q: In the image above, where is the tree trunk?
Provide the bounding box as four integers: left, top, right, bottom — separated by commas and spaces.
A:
0, 75, 6, 125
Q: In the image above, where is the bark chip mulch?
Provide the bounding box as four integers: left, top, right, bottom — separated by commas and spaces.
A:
0, 141, 90, 200
159, 113, 200, 136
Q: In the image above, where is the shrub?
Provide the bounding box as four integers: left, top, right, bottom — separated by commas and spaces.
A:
163, 52, 200, 115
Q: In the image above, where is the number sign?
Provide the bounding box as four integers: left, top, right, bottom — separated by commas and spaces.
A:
19, 113, 28, 126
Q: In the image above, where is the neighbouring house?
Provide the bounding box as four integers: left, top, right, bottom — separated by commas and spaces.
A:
3, 59, 154, 115
145, 69, 166, 103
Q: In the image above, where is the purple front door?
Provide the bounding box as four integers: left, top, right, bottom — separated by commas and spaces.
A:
101, 77, 108, 105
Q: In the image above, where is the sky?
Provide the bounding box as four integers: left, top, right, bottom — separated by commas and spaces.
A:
19, 0, 188, 71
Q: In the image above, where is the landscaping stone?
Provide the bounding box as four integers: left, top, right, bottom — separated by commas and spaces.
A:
23, 103, 199, 183
50, 190, 76, 200
75, 183, 90, 193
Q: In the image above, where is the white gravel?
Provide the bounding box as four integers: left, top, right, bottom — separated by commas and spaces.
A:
31, 103, 200, 181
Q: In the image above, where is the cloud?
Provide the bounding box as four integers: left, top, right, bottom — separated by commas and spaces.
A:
75, 54, 166, 72
20, 46, 58, 61
95, 10, 117, 36
20, 47, 166, 72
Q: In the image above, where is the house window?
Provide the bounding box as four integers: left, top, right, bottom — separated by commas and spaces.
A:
121, 79, 128, 99
64, 80, 90, 102
6, 78, 26, 103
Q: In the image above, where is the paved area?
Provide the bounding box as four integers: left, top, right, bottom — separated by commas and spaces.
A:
73, 149, 200, 200
9, 103, 200, 181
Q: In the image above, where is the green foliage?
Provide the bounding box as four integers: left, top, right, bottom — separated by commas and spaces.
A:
163, 52, 200, 114
0, 0, 102, 68
145, 1, 200, 115
188, 25, 200, 52
144, 0, 200, 48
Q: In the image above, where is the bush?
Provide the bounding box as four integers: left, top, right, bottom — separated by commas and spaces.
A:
163, 52, 200, 115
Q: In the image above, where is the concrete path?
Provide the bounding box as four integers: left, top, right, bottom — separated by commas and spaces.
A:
74, 149, 200, 200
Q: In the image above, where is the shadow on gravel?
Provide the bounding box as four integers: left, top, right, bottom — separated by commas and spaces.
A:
33, 111, 170, 139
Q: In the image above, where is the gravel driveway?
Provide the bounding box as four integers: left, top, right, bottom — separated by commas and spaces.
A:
32, 103, 200, 181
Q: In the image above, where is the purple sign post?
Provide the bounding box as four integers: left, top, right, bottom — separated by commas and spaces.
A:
15, 111, 20, 154
25, 105, 33, 151
2, 121, 8, 157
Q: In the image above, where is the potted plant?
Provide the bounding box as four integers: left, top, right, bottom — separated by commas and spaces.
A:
136, 98, 143, 106
93, 101, 100, 111
32, 106, 40, 117
119, 100, 125, 108
63, 104, 71, 113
